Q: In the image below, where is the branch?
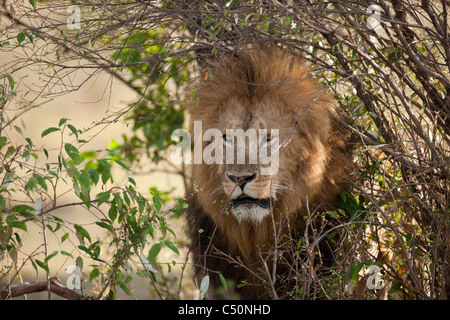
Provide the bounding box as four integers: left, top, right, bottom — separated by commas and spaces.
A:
0, 3, 144, 97
338, 119, 450, 179
1, 277, 85, 300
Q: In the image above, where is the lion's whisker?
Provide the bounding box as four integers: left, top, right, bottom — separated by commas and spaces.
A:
270, 182, 295, 192
211, 184, 225, 196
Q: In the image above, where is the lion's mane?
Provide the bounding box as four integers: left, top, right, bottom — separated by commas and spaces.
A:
185, 46, 353, 299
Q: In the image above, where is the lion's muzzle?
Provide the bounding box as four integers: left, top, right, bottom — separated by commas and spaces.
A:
231, 196, 272, 209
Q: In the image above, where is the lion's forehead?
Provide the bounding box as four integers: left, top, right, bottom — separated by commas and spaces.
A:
215, 96, 292, 131
219, 108, 291, 133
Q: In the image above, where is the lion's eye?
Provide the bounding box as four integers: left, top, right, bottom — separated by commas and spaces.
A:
223, 134, 232, 144
260, 135, 271, 145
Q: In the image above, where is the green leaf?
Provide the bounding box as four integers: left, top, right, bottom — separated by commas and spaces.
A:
33, 173, 48, 191
0, 196, 6, 210
65, 143, 81, 163
41, 127, 61, 138
59, 118, 67, 127
6, 74, 14, 90
98, 159, 111, 175
124, 275, 132, 284
67, 124, 79, 138
115, 159, 130, 170
122, 192, 131, 207
148, 241, 163, 262
17, 32, 26, 44
108, 204, 117, 222
350, 262, 363, 282
44, 251, 58, 263
35, 259, 49, 274
6, 215, 27, 231
128, 177, 136, 186
74, 225, 91, 243
30, 31, 45, 42
326, 210, 340, 219
79, 192, 91, 209
30, 260, 38, 276
118, 281, 131, 296
0, 136, 7, 150
98, 159, 113, 183
79, 170, 91, 189
61, 232, 69, 243
96, 191, 110, 207
9, 246, 17, 265
108, 139, 119, 150
4, 146, 16, 158
61, 251, 73, 259
76, 256, 84, 271
88, 168, 99, 185
89, 268, 99, 280
218, 272, 228, 290
11, 205, 35, 217
237, 282, 247, 288
95, 221, 115, 233
165, 240, 179, 255
152, 194, 162, 212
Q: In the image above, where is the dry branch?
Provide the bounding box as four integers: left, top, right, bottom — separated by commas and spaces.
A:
1, 277, 84, 300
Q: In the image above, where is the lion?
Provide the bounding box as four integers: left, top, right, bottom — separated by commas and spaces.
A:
184, 46, 353, 299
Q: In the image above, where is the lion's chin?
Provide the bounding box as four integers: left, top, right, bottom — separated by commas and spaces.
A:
230, 201, 272, 224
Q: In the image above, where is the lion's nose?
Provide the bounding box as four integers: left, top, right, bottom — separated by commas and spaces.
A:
227, 173, 257, 189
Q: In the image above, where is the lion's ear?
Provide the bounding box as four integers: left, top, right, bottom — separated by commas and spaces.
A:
191, 46, 239, 73
192, 46, 212, 68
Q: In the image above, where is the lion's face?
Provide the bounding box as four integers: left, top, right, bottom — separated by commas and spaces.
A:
196, 91, 332, 224
188, 47, 350, 227
216, 96, 294, 223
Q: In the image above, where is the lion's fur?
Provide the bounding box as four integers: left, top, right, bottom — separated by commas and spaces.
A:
185, 46, 353, 299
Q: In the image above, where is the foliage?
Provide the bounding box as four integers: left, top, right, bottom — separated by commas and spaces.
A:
0, 106, 186, 298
